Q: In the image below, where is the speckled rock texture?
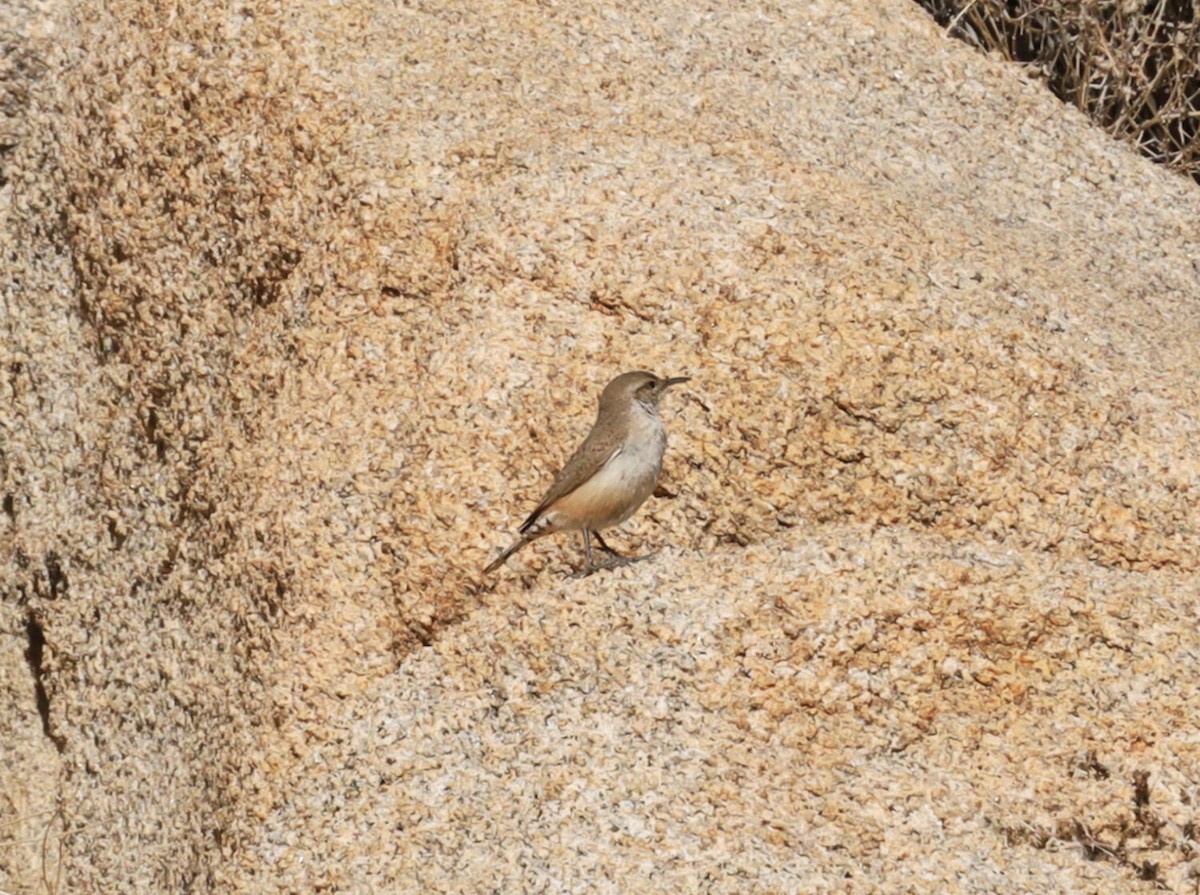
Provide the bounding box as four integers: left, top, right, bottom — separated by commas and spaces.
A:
3, 0, 1199, 892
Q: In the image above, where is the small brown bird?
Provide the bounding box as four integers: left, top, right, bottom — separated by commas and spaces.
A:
484, 370, 690, 575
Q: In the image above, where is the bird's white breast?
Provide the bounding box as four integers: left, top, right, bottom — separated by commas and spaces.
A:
548, 404, 666, 531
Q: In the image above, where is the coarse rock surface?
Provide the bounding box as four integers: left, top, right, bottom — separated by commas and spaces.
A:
2, 0, 1199, 892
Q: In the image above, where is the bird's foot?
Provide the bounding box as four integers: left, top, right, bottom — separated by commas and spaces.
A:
602, 551, 655, 568
571, 552, 655, 577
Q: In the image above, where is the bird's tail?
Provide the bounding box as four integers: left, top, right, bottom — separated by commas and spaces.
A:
483, 534, 532, 574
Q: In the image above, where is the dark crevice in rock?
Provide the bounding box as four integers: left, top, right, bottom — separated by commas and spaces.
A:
24, 611, 66, 753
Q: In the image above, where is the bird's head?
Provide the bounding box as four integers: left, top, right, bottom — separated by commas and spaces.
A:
600, 370, 690, 416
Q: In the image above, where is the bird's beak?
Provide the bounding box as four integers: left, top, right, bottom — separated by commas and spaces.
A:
663, 376, 691, 389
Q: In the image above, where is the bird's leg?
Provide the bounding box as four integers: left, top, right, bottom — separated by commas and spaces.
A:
581, 529, 596, 574
590, 530, 655, 568
590, 530, 624, 558
570, 531, 611, 578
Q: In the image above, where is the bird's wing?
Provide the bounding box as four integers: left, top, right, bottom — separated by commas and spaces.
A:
519, 430, 622, 533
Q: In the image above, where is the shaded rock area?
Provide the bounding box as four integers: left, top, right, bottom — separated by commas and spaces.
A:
2, 0, 1199, 892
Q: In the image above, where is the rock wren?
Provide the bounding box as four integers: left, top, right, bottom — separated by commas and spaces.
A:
484, 370, 690, 575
